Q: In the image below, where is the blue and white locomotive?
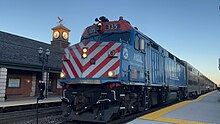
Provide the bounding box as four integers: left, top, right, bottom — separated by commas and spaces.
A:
59, 16, 215, 123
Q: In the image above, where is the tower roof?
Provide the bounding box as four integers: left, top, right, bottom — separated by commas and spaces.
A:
51, 24, 71, 32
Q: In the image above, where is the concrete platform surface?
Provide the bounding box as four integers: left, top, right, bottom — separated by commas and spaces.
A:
0, 96, 61, 107
128, 91, 220, 124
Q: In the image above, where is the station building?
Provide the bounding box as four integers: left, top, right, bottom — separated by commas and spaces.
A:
0, 24, 70, 101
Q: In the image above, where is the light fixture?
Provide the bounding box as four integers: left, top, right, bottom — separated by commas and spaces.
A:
60, 72, 66, 78
108, 70, 115, 77
108, 50, 118, 58
82, 53, 87, 58
82, 47, 88, 59
82, 47, 88, 53
97, 22, 102, 27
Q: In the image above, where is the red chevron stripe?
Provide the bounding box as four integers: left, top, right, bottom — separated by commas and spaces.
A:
83, 42, 115, 73
83, 41, 90, 46
68, 47, 83, 72
66, 60, 79, 78
75, 44, 82, 56
101, 59, 120, 77
88, 42, 102, 56
86, 45, 121, 78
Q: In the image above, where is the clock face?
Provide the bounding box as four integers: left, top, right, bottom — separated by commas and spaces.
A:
53, 31, 60, 39
62, 32, 68, 40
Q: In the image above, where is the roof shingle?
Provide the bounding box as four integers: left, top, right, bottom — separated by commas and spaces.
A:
0, 31, 63, 72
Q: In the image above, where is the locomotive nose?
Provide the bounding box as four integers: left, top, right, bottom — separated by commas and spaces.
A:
62, 41, 121, 79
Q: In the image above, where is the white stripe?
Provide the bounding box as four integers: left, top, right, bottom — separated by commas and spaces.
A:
69, 45, 82, 65
93, 56, 120, 78
65, 48, 81, 76
82, 42, 108, 66
79, 41, 96, 51
73, 41, 99, 66
63, 62, 75, 78
83, 43, 120, 77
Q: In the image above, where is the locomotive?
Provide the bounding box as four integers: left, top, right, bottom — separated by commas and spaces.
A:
59, 16, 215, 123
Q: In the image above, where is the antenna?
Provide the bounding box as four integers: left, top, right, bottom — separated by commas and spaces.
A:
58, 17, 64, 24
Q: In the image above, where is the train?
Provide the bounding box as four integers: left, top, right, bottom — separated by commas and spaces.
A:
59, 16, 216, 123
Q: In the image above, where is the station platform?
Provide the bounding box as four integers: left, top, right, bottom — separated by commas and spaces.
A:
0, 96, 61, 108
128, 91, 220, 124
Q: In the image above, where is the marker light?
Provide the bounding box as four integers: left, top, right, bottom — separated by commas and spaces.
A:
108, 50, 118, 58
109, 50, 115, 56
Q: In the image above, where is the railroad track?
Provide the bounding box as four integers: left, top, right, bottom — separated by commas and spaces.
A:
0, 106, 62, 124
0, 97, 196, 124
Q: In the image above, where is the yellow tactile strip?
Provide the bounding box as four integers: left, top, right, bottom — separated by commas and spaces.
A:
139, 91, 215, 124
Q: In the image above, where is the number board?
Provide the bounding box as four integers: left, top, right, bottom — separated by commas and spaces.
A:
87, 27, 97, 34
87, 23, 121, 34
106, 24, 120, 30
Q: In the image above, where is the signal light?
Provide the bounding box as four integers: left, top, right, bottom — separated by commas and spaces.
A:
82, 47, 88, 59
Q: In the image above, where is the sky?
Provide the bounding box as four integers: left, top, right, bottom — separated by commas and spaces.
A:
0, 0, 220, 85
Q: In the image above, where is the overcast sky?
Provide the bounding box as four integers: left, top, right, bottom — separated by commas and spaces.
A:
1, 0, 220, 85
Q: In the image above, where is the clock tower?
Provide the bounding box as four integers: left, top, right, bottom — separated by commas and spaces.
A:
51, 24, 70, 49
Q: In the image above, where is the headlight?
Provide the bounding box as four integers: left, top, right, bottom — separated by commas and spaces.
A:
108, 70, 115, 77
82, 47, 88, 59
82, 53, 87, 58
82, 47, 88, 53
60, 72, 66, 78
97, 22, 102, 27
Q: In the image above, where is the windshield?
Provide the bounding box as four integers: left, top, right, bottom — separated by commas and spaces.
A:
81, 32, 130, 43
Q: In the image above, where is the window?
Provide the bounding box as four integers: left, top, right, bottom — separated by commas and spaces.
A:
168, 52, 174, 60
80, 32, 130, 43
134, 35, 140, 50
134, 34, 145, 52
8, 78, 21, 88
140, 39, 145, 51
101, 32, 130, 42
151, 42, 159, 50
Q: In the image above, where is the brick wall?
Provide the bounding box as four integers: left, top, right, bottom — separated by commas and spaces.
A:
6, 69, 33, 99
5, 69, 61, 99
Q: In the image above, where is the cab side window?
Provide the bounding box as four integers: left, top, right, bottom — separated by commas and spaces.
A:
134, 34, 145, 52
134, 35, 140, 50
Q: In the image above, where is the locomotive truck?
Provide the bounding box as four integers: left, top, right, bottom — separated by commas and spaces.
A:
59, 16, 215, 123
